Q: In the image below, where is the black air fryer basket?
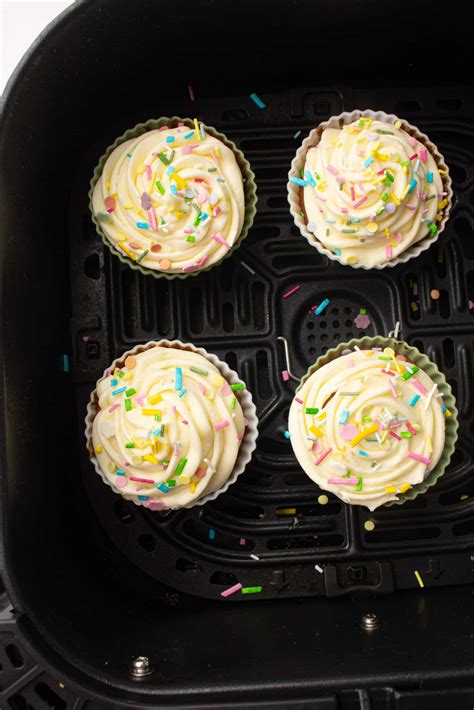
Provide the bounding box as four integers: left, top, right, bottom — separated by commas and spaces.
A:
1, 0, 474, 707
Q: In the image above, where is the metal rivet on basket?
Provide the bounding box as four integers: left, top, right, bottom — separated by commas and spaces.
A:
129, 656, 155, 678
360, 613, 381, 632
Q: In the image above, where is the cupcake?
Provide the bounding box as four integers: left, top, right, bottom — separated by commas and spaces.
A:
85, 341, 258, 510
288, 338, 458, 510
288, 110, 452, 269
90, 117, 257, 278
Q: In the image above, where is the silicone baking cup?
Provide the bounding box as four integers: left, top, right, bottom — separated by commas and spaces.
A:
294, 336, 458, 508
89, 116, 257, 279
85, 340, 259, 509
288, 109, 453, 270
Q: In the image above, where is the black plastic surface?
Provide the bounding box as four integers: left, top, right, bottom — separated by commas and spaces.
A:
71, 83, 474, 601
2, 0, 474, 707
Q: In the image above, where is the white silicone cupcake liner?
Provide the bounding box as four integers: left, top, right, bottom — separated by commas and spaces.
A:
288, 109, 453, 270
85, 340, 259, 510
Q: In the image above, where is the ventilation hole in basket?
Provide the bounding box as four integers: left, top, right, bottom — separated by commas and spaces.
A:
8, 695, 35, 710
253, 165, 289, 182
188, 287, 204, 334
405, 274, 420, 320
84, 253, 101, 280
182, 519, 240, 550
334, 333, 341, 342
333, 320, 340, 328
256, 350, 272, 400
346, 332, 354, 339
267, 195, 288, 209
267, 534, 344, 550
392, 497, 428, 511
309, 347, 316, 355
250, 225, 280, 242
307, 321, 315, 330
450, 448, 464, 469
432, 244, 447, 279
114, 499, 134, 524
222, 302, 235, 333
308, 334, 316, 343
438, 289, 450, 319
442, 338, 455, 369
221, 108, 249, 121
5, 644, 24, 669
213, 498, 265, 520
210, 571, 238, 586
273, 253, 323, 269
449, 164, 467, 184
121, 269, 138, 339
34, 683, 66, 710
453, 518, 474, 535
365, 526, 441, 543
345, 319, 352, 327
447, 378, 458, 400
259, 435, 288, 456
454, 218, 474, 261
243, 469, 273, 487
138, 534, 156, 552
439, 480, 474, 506
330, 307, 338, 315
313, 100, 331, 115
436, 98, 463, 111
176, 558, 202, 573
395, 100, 421, 112
319, 333, 328, 342
276, 502, 341, 517
321, 345, 328, 353
319, 321, 327, 329
224, 351, 238, 371
138, 280, 154, 333
252, 282, 266, 330
240, 136, 295, 151
284, 473, 314, 486
344, 306, 352, 315
153, 281, 171, 336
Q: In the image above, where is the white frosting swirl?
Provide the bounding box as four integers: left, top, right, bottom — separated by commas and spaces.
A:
301, 118, 446, 268
92, 346, 245, 509
92, 123, 245, 273
289, 347, 447, 510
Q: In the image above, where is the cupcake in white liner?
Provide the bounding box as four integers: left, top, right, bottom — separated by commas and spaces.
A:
85, 340, 258, 510
288, 337, 458, 511
288, 109, 452, 269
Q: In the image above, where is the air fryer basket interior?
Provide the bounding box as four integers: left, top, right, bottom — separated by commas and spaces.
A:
1, 0, 474, 705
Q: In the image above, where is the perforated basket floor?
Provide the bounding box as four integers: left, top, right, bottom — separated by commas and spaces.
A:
71, 84, 474, 600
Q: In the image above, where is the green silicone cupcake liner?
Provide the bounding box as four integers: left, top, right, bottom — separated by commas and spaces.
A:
89, 116, 257, 279
295, 336, 459, 508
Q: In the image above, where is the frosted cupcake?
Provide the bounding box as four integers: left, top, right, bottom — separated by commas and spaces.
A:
90, 118, 256, 277
288, 338, 458, 510
85, 341, 258, 510
288, 110, 452, 269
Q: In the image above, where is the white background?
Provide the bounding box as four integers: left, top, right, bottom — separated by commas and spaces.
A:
0, 0, 72, 93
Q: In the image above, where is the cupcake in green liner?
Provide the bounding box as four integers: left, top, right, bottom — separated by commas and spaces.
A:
288, 337, 458, 510
89, 117, 257, 278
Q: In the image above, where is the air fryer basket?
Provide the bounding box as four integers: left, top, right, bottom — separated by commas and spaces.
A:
1, 0, 474, 707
